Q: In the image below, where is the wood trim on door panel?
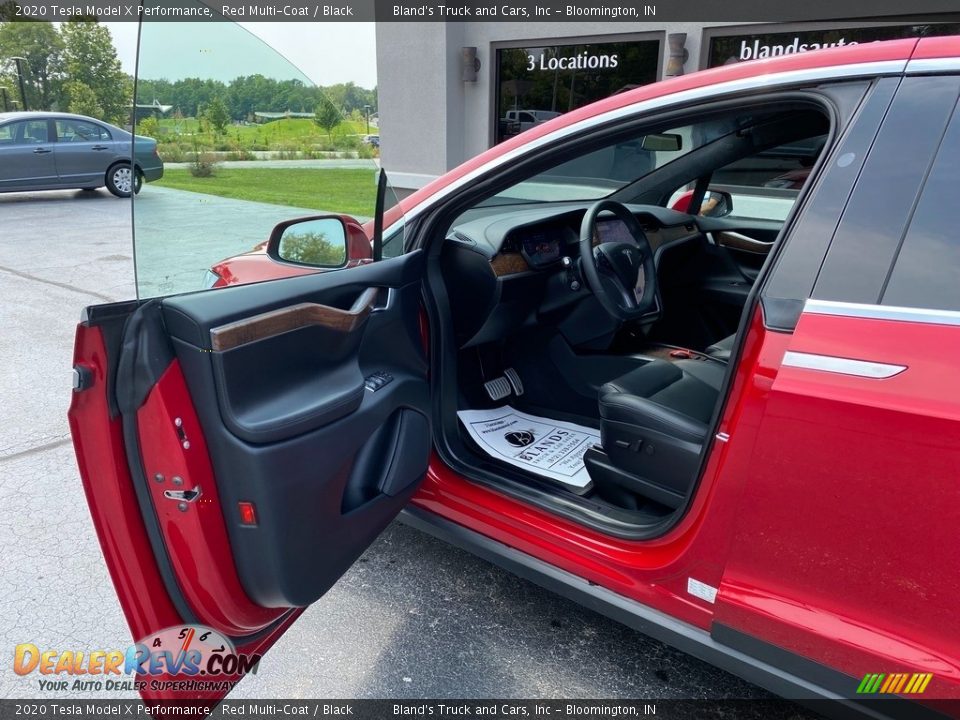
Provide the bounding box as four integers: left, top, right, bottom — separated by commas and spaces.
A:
209, 287, 378, 351
716, 231, 773, 255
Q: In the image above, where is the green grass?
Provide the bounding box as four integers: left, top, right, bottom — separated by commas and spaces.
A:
155, 167, 377, 216
156, 117, 368, 144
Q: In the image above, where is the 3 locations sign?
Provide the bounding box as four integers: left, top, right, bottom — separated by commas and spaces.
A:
706, 23, 960, 67
495, 39, 659, 143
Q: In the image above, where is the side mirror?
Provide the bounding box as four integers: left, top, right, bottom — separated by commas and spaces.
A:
267, 216, 349, 268
700, 190, 733, 218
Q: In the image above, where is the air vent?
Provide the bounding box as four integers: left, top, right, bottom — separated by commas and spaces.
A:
453, 231, 476, 246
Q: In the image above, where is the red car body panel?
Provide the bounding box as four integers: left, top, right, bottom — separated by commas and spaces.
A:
715, 309, 960, 696
68, 35, 960, 705
135, 360, 287, 636
68, 324, 301, 702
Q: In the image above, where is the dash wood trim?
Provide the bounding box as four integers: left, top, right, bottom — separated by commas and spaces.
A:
490, 252, 531, 276
209, 287, 378, 351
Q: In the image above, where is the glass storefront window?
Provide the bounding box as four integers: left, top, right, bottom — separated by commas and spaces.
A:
706, 23, 960, 68
494, 39, 661, 145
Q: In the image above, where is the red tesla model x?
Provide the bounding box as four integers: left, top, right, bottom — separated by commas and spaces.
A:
70, 35, 960, 716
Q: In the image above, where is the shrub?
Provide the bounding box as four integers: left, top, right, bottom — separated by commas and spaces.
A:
189, 152, 219, 178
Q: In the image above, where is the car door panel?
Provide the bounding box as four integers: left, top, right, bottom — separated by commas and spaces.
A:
713, 303, 960, 696
70, 249, 430, 697
0, 119, 58, 189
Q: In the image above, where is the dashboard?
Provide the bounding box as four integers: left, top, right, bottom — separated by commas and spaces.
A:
447, 203, 700, 277
440, 202, 702, 348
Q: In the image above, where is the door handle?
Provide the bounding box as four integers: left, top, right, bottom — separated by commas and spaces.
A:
91, 145, 108, 151
32, 147, 52, 154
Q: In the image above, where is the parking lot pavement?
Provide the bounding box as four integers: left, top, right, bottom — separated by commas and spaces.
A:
0, 187, 814, 715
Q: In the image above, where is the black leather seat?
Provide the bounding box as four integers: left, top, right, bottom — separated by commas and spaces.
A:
599, 359, 724, 442
705, 334, 736, 361
594, 358, 726, 504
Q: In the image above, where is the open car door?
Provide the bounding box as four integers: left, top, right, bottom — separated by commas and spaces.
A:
68, 12, 428, 702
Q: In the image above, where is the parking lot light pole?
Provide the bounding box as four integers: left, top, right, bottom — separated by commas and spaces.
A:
11, 57, 28, 111
364, 104, 371, 135
0, 87, 9, 112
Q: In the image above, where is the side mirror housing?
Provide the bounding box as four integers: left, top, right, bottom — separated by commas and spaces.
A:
267, 216, 350, 268
701, 190, 733, 218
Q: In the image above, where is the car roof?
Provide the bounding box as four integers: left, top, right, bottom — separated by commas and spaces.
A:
0, 111, 118, 125
389, 35, 960, 228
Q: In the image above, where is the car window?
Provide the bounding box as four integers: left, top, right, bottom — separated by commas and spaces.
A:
8, 120, 49, 144
132, 1, 398, 298
57, 119, 111, 142
812, 76, 960, 305
881, 96, 960, 312
709, 135, 826, 222
0, 123, 14, 144
484, 110, 819, 206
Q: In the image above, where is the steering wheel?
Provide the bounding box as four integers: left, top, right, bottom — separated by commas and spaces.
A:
579, 200, 659, 322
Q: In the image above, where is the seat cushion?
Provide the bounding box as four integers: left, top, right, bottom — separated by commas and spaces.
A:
706, 333, 736, 361
598, 359, 723, 443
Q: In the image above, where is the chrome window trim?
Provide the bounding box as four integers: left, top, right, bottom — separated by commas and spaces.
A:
905, 57, 960, 75
782, 351, 906, 379
805, 298, 960, 327
387, 59, 908, 238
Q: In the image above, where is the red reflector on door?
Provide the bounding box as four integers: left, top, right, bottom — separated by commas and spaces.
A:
238, 502, 257, 526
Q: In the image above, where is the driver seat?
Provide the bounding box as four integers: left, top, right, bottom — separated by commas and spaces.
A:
595, 358, 724, 505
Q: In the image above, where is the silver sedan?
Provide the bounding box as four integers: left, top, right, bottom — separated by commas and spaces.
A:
0, 111, 164, 198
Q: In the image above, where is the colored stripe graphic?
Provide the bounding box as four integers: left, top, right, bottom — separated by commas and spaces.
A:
857, 673, 932, 694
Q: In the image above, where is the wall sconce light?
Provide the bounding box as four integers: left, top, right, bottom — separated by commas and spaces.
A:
665, 34, 689, 77
462, 47, 481, 83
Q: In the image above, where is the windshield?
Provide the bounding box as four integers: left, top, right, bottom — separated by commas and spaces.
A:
486, 116, 745, 205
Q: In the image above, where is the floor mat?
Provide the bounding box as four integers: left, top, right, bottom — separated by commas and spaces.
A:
457, 407, 599, 493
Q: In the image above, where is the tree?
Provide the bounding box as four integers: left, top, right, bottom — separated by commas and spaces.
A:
204, 96, 229, 135
314, 95, 341, 139
0, 20, 65, 110
64, 79, 102, 118
60, 19, 129, 123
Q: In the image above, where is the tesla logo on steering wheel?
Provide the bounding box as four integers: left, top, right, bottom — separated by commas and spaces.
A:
621, 249, 634, 265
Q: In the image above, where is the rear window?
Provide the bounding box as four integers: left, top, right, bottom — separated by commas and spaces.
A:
881, 98, 960, 312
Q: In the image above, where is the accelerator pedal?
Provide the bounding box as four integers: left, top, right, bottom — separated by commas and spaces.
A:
504, 367, 524, 397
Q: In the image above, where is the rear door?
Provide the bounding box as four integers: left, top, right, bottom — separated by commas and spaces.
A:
69, 12, 428, 702
0, 117, 58, 189
713, 72, 960, 700
53, 117, 118, 187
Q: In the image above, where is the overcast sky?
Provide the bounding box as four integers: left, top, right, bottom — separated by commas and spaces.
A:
103, 22, 378, 88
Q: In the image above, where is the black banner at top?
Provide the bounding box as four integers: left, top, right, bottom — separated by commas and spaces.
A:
2, 0, 960, 22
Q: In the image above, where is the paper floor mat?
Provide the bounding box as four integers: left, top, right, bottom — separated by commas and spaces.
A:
457, 406, 598, 493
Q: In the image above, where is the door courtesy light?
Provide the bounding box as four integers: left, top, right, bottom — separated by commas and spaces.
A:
238, 502, 258, 526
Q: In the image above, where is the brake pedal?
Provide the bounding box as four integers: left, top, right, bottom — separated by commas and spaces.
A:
484, 376, 512, 402
504, 367, 524, 397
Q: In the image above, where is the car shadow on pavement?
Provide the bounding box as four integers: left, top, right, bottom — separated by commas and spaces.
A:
339, 523, 817, 717
0, 189, 122, 204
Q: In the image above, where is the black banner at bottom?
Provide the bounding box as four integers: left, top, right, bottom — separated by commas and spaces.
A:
0, 699, 955, 720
